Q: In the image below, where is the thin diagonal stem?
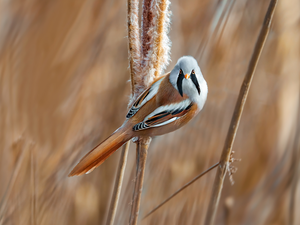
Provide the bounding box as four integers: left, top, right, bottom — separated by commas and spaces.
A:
204, 1, 278, 224
129, 137, 151, 225
143, 162, 219, 220
106, 142, 130, 225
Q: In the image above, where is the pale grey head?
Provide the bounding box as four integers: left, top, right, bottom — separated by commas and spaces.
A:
169, 56, 208, 110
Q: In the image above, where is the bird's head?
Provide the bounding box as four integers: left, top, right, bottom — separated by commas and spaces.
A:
169, 56, 208, 109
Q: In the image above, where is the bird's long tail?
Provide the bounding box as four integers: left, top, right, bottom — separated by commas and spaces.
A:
69, 124, 132, 176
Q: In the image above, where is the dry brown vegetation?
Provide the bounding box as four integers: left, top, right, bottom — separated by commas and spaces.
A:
1, 0, 300, 225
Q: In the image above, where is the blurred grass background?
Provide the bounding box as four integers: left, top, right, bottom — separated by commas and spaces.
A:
1, 0, 300, 224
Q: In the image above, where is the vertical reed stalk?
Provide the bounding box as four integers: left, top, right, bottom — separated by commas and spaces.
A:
128, 0, 170, 223
129, 137, 151, 225
127, 0, 141, 96
141, 0, 154, 61
107, 0, 171, 223
105, 0, 140, 223
204, 1, 278, 224
106, 142, 130, 225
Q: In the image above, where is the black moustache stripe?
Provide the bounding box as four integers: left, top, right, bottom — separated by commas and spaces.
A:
191, 74, 201, 95
177, 73, 184, 97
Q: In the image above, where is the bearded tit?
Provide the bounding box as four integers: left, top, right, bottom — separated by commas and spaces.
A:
69, 56, 208, 176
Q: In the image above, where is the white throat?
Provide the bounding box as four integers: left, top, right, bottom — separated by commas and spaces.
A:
182, 78, 207, 111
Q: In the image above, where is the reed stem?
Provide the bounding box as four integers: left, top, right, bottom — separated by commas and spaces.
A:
106, 142, 130, 225
204, 1, 278, 224
129, 137, 151, 225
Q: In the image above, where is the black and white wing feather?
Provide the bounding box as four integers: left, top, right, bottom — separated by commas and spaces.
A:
126, 78, 164, 118
133, 99, 193, 131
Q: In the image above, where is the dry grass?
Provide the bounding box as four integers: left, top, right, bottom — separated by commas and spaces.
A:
0, 0, 300, 225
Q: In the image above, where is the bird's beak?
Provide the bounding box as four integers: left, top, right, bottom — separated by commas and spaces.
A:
184, 74, 190, 79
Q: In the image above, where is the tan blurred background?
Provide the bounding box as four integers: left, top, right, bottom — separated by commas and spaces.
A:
1, 0, 300, 224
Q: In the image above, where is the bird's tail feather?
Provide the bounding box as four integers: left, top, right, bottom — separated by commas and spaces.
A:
69, 124, 132, 176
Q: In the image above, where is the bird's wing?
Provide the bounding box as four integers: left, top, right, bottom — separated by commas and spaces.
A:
132, 99, 193, 131
126, 77, 165, 118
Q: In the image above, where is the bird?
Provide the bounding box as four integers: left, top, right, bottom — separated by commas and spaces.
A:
69, 56, 208, 176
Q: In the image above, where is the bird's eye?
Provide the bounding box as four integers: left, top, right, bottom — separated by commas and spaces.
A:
191, 70, 195, 74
